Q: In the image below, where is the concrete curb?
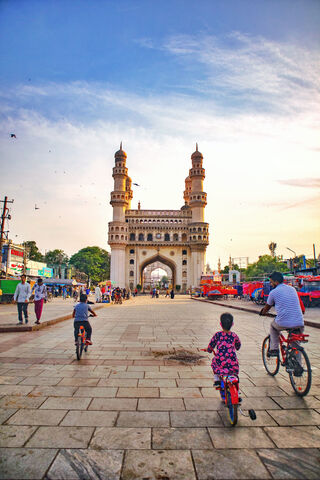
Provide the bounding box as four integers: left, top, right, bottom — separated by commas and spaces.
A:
191, 297, 320, 329
0, 304, 108, 333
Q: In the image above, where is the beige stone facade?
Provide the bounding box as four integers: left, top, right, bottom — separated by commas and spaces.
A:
108, 144, 209, 291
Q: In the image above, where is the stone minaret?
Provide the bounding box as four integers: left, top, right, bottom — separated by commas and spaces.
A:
108, 144, 131, 287
183, 175, 192, 206
188, 144, 209, 286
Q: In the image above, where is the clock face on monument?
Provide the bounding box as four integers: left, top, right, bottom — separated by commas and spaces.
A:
156, 233, 161, 239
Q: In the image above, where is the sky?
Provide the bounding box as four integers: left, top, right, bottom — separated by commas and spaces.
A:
0, 0, 319, 269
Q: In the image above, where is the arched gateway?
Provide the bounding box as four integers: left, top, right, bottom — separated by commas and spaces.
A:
108, 144, 209, 292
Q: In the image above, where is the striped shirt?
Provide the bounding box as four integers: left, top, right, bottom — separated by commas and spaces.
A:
267, 283, 304, 327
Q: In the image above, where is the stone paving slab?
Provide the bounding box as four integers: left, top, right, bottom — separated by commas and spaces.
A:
26, 426, 94, 448
0, 385, 34, 396
192, 448, 271, 479
90, 427, 151, 449
117, 411, 170, 427
257, 448, 320, 479
264, 425, 320, 448
0, 395, 47, 409
46, 448, 124, 480
89, 398, 138, 411
60, 410, 118, 427
117, 387, 159, 398
138, 398, 185, 411
208, 426, 275, 449
122, 449, 196, 480
170, 410, 223, 427
153, 427, 213, 449
0, 448, 58, 479
74, 386, 117, 397
40, 396, 91, 410
268, 408, 320, 426
0, 425, 37, 447
0, 375, 25, 384
6, 408, 67, 426
29, 386, 77, 397
0, 408, 17, 424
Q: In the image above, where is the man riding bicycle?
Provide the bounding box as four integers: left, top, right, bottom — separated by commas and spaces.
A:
260, 271, 304, 357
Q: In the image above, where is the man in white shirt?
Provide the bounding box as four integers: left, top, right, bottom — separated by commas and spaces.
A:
13, 274, 32, 325
260, 271, 304, 356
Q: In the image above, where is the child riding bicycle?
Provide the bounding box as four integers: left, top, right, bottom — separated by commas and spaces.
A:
73, 293, 97, 345
204, 313, 241, 386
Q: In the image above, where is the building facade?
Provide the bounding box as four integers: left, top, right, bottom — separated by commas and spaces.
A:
108, 144, 209, 291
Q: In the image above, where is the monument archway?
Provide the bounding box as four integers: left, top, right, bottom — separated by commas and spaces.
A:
108, 144, 209, 291
139, 254, 176, 289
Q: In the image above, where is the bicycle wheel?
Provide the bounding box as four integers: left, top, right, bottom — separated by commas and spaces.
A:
262, 336, 280, 376
288, 348, 312, 397
226, 387, 238, 427
76, 336, 85, 361
76, 337, 82, 360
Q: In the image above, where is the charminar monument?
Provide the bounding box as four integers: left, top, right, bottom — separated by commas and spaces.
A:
108, 144, 209, 291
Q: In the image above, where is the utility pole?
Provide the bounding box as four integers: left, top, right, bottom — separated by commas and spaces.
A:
313, 244, 317, 268
0, 196, 14, 274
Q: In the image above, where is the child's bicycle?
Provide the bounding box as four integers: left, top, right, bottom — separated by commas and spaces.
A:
201, 349, 256, 427
262, 328, 312, 396
76, 326, 88, 360
75, 314, 94, 361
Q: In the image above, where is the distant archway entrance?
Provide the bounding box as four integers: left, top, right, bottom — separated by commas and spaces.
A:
140, 254, 176, 289
143, 261, 173, 289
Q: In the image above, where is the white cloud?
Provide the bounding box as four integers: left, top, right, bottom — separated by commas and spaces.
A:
0, 31, 319, 267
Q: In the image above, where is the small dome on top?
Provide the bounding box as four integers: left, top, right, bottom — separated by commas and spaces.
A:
191, 143, 203, 159
115, 142, 127, 159
181, 203, 191, 211
185, 176, 191, 184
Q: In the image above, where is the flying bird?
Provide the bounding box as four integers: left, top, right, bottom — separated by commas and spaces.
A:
10, 134, 16, 139
35, 204, 40, 210
133, 183, 140, 186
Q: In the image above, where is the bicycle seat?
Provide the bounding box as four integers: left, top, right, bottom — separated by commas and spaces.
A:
285, 328, 301, 334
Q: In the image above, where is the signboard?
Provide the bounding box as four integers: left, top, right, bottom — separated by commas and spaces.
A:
8, 263, 24, 275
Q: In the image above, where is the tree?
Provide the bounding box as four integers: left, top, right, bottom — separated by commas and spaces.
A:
23, 241, 44, 262
245, 255, 288, 280
69, 246, 110, 284
161, 275, 168, 286
45, 249, 69, 278
268, 242, 277, 258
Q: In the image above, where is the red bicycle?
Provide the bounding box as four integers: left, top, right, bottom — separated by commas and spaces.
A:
262, 328, 312, 396
201, 349, 256, 426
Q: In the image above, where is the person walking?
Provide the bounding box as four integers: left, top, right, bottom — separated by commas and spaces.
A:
13, 274, 31, 325
31, 278, 47, 324
73, 287, 79, 302
170, 289, 175, 299
95, 285, 102, 303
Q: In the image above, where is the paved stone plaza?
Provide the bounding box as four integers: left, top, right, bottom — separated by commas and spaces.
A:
0, 296, 319, 479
